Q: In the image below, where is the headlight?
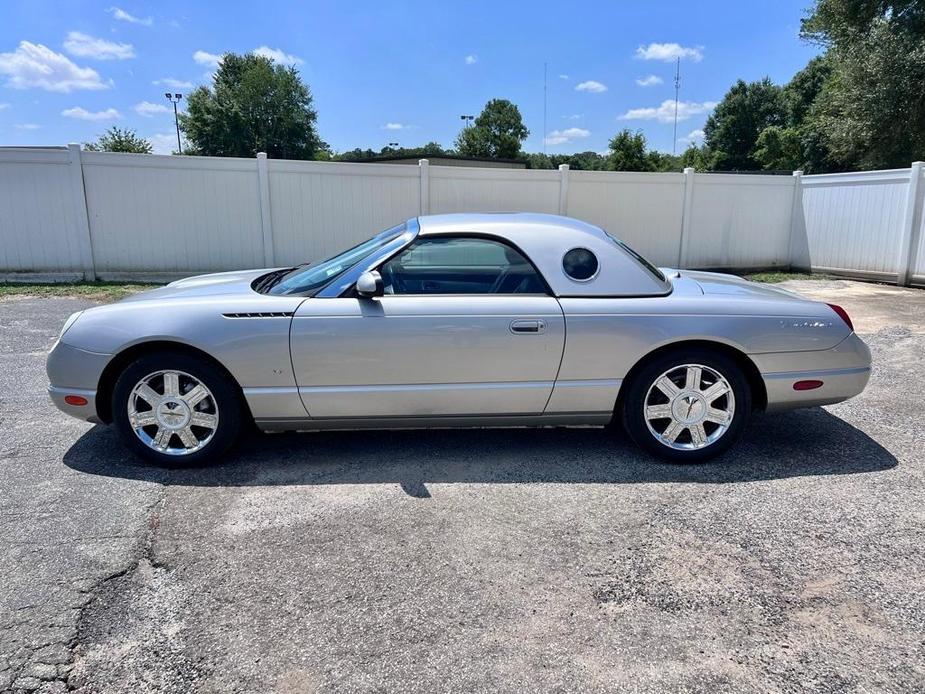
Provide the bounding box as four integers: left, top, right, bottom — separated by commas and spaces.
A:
60, 311, 83, 338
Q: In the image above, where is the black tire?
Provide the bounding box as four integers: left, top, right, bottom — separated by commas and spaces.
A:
621, 348, 751, 463
112, 351, 244, 467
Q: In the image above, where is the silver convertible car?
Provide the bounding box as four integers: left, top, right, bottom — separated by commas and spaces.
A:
48, 213, 870, 465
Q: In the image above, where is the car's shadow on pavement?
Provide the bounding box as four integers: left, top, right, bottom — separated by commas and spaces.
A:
62, 408, 897, 496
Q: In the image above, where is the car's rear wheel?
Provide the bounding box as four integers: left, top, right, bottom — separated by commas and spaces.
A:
112, 352, 243, 466
621, 348, 751, 462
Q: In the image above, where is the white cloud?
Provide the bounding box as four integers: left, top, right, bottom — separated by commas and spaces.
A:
253, 46, 303, 66
64, 31, 134, 60
193, 50, 222, 67
619, 100, 717, 123
635, 42, 703, 62
381, 122, 416, 131
149, 132, 178, 155
62, 106, 121, 121
563, 114, 582, 120
135, 101, 170, 117
0, 42, 109, 92
544, 127, 591, 146
678, 129, 705, 145
108, 7, 153, 26
464, 54, 478, 65
575, 80, 607, 93
558, 74, 569, 80
153, 77, 193, 89
636, 74, 663, 87
15, 123, 40, 130
0, 102, 9, 110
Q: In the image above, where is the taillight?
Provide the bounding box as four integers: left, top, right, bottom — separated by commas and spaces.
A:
827, 303, 854, 332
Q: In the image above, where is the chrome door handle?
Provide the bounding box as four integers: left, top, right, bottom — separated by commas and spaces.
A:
510, 319, 546, 334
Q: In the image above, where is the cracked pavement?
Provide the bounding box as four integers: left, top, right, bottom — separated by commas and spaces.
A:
1, 279, 923, 693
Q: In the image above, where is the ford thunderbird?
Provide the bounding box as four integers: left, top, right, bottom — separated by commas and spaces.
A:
47, 213, 871, 464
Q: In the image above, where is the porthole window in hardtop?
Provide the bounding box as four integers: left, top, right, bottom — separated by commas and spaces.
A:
562, 247, 599, 281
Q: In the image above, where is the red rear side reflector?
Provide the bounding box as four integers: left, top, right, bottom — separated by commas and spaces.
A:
64, 395, 88, 406
793, 380, 824, 391
827, 303, 854, 332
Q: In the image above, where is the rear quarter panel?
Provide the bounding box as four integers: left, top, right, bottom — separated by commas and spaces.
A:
556, 292, 851, 384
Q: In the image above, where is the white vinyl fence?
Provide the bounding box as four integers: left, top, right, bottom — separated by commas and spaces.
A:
1, 144, 923, 286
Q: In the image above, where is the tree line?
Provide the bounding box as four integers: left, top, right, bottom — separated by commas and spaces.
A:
87, 1, 924, 173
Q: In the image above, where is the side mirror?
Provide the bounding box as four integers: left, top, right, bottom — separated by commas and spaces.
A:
356, 270, 384, 298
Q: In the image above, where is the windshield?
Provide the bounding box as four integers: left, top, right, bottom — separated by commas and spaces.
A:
268, 223, 407, 296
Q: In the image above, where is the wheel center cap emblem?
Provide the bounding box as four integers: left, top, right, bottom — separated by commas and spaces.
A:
156, 399, 191, 429
672, 392, 705, 424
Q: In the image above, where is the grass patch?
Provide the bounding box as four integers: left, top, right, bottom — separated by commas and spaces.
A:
0, 281, 160, 302
743, 271, 831, 284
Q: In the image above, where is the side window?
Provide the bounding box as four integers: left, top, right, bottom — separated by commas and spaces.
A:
379, 237, 547, 295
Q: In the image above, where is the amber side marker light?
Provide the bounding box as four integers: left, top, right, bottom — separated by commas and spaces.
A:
793, 380, 824, 391
827, 303, 854, 331
64, 395, 88, 406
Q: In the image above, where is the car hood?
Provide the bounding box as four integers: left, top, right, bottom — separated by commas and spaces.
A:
675, 269, 809, 302
119, 268, 282, 302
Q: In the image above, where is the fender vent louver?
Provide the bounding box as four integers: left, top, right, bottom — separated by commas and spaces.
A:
222, 312, 294, 319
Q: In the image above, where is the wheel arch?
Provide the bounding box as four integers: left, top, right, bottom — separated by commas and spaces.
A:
614, 339, 767, 420
96, 340, 252, 424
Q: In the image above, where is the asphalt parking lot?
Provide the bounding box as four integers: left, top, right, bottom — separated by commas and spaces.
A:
1, 279, 923, 693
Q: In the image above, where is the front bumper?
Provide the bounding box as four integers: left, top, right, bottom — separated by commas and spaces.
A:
46, 340, 111, 423
754, 333, 872, 411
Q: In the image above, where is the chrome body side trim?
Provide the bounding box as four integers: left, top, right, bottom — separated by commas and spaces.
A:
255, 412, 613, 432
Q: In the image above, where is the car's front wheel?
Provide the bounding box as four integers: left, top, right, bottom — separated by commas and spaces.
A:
112, 352, 243, 466
621, 348, 751, 462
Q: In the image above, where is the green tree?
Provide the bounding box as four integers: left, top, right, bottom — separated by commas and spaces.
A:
605, 129, 654, 171
84, 127, 152, 154
455, 99, 529, 159
703, 78, 788, 170
753, 126, 804, 170
783, 54, 832, 126
801, 0, 925, 45
680, 144, 711, 170
179, 52, 324, 159
801, 2, 925, 169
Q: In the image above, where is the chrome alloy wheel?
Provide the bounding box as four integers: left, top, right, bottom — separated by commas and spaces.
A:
643, 363, 735, 451
127, 370, 219, 456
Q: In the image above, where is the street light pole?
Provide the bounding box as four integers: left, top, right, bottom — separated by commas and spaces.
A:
165, 93, 183, 154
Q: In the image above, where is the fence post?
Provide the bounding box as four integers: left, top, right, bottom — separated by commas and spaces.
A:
419, 159, 430, 215
558, 164, 570, 215
66, 143, 96, 281
788, 170, 805, 271
677, 167, 696, 268
256, 152, 275, 266
898, 161, 924, 286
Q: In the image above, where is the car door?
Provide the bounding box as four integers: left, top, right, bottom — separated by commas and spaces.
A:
290, 235, 565, 419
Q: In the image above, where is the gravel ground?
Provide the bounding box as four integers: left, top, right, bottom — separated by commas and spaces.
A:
0, 279, 923, 693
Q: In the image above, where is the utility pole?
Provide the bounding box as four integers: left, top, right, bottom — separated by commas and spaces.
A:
543, 62, 548, 155
165, 93, 183, 154
459, 114, 474, 128
672, 57, 680, 155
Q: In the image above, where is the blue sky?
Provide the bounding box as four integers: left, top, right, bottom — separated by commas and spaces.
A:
1, 1, 821, 155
